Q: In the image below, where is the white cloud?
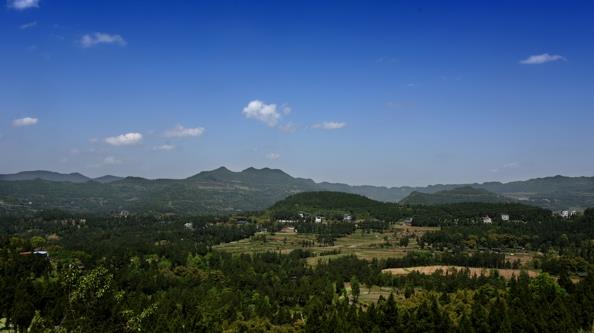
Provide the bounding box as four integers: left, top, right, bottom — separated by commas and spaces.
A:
7, 0, 39, 10
266, 153, 280, 160
103, 156, 121, 165
312, 121, 346, 130
491, 162, 520, 173
242, 100, 281, 127
520, 53, 566, 65
12, 117, 38, 127
164, 125, 205, 138
153, 144, 175, 151
80, 33, 127, 48
20, 21, 37, 29
105, 132, 142, 146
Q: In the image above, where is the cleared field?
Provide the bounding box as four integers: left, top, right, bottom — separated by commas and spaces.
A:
391, 224, 441, 233
383, 265, 539, 279
214, 229, 421, 264
505, 252, 535, 266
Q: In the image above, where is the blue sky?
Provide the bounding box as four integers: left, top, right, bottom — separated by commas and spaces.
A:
1, 0, 593, 186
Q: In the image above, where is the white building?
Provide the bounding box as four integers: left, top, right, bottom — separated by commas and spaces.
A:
501, 214, 510, 222
314, 216, 323, 223
482, 216, 493, 224
560, 210, 570, 218
184, 222, 193, 230
343, 215, 353, 222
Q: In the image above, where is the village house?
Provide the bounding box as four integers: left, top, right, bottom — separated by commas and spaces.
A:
501, 214, 510, 221
482, 216, 493, 224
314, 216, 323, 223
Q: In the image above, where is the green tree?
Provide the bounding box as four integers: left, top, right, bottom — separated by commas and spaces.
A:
351, 276, 360, 303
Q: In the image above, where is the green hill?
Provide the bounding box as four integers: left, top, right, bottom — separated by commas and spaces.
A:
400, 186, 515, 205
268, 191, 407, 221
270, 191, 381, 212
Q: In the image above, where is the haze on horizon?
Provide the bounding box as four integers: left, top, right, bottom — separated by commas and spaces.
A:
1, 0, 593, 187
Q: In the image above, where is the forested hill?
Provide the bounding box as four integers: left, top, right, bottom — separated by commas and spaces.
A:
267, 191, 552, 225
1, 168, 593, 214
400, 186, 515, 205
268, 191, 410, 222
270, 191, 380, 211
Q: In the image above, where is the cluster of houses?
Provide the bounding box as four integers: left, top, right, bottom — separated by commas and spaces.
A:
559, 210, 578, 219
51, 218, 87, 228
481, 213, 510, 224
277, 213, 353, 224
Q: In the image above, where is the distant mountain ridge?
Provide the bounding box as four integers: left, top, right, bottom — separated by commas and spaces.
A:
0, 171, 123, 184
400, 186, 515, 205
0, 170, 92, 183
0, 168, 593, 214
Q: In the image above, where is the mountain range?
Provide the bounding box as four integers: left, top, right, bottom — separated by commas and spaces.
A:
0, 167, 593, 215
0, 171, 123, 184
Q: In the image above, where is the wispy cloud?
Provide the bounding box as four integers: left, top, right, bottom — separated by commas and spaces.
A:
7, 0, 39, 10
153, 144, 175, 151
12, 117, 38, 127
20, 21, 37, 29
491, 162, 520, 173
105, 132, 142, 146
520, 53, 566, 65
242, 100, 281, 127
376, 57, 398, 64
103, 156, 122, 165
164, 125, 204, 138
281, 104, 292, 115
312, 121, 346, 130
266, 153, 280, 160
80, 33, 127, 48
503, 162, 519, 169
278, 122, 298, 133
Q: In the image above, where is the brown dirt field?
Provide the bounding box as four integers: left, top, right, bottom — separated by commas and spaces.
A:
382, 265, 539, 279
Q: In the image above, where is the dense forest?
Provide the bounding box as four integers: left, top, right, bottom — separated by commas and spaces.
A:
1, 202, 594, 332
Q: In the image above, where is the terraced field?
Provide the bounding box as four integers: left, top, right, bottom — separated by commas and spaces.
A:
382, 265, 540, 279
214, 224, 440, 265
